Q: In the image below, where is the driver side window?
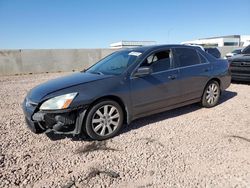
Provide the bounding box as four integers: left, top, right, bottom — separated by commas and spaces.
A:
140, 50, 172, 73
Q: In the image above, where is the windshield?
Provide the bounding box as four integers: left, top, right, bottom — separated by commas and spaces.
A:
242, 46, 250, 54
232, 49, 241, 54
86, 50, 142, 75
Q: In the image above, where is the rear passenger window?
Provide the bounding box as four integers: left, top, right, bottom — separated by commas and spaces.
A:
198, 52, 208, 64
173, 48, 200, 68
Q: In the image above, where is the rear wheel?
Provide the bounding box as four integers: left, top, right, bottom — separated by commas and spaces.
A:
85, 100, 124, 140
201, 80, 220, 108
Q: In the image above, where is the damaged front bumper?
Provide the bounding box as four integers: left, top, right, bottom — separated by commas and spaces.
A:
22, 98, 87, 135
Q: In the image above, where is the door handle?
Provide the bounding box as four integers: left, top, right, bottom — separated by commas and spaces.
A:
168, 75, 177, 80
204, 68, 210, 72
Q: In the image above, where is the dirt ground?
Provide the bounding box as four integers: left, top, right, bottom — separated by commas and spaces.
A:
0, 72, 250, 188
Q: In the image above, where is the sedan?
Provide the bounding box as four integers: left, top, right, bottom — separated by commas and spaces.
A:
23, 45, 231, 140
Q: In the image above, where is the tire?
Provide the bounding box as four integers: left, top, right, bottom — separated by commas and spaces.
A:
201, 80, 221, 108
84, 100, 124, 140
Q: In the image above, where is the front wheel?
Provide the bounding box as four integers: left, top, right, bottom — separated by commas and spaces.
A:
85, 100, 124, 140
201, 80, 221, 108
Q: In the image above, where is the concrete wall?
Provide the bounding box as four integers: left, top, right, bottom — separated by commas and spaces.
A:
0, 47, 241, 76
0, 49, 116, 76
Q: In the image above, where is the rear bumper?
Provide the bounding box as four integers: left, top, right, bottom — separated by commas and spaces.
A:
22, 99, 87, 135
220, 75, 231, 91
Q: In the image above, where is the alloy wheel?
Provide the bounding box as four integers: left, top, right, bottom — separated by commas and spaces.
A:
206, 83, 219, 105
91, 105, 120, 136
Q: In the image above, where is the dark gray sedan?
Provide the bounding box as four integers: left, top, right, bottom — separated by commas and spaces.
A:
23, 45, 231, 140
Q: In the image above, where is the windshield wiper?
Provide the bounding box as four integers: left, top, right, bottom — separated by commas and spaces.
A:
81, 69, 87, 73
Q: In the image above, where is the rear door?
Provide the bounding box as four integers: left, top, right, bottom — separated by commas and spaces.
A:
172, 47, 211, 102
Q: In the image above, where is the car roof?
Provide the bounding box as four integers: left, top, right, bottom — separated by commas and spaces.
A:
122, 44, 200, 53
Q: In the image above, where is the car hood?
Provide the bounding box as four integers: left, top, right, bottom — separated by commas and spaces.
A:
27, 72, 113, 102
229, 54, 250, 62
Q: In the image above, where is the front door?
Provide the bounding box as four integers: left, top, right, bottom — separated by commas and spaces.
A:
130, 49, 181, 116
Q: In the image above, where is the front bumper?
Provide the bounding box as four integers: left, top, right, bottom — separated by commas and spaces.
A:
230, 62, 250, 82
22, 98, 87, 135
24, 116, 45, 134
231, 73, 250, 82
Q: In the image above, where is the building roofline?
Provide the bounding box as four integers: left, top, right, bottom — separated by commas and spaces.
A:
120, 40, 156, 43
110, 40, 157, 47
199, 35, 241, 40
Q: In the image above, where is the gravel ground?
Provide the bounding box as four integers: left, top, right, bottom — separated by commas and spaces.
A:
0, 72, 250, 188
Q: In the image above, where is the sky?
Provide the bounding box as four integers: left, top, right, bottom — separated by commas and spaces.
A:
0, 0, 250, 49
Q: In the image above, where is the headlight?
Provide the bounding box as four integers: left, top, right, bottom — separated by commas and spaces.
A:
40, 93, 78, 110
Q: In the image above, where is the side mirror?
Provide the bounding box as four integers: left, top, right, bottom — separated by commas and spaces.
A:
134, 67, 152, 77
